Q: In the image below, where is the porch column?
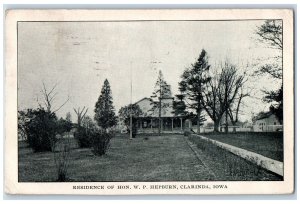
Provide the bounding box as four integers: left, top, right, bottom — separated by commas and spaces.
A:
171, 118, 174, 132
150, 118, 153, 132
180, 118, 183, 131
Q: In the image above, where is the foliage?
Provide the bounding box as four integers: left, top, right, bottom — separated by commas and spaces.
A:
91, 130, 114, 156
150, 70, 172, 135
118, 104, 143, 129
18, 110, 30, 140
94, 79, 117, 130
256, 20, 282, 51
255, 20, 283, 124
263, 85, 283, 124
24, 108, 58, 152
172, 94, 188, 116
74, 116, 98, 148
82, 115, 97, 130
74, 126, 93, 148
178, 49, 211, 133
57, 117, 72, 135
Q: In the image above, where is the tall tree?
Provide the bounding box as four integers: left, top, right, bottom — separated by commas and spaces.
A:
202, 62, 246, 132
150, 70, 171, 135
178, 49, 211, 133
94, 79, 117, 130
255, 20, 283, 123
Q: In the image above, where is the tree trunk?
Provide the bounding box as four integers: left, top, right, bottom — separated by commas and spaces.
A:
225, 110, 229, 134
197, 109, 200, 134
214, 120, 219, 132
232, 122, 237, 133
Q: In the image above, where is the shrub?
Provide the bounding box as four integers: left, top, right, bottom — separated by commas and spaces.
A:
74, 127, 93, 148
57, 118, 72, 135
91, 130, 114, 156
53, 137, 71, 181
25, 108, 58, 152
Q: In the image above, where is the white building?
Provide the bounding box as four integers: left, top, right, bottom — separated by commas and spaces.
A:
253, 112, 282, 132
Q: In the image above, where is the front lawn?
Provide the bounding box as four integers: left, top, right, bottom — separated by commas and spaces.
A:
18, 135, 214, 182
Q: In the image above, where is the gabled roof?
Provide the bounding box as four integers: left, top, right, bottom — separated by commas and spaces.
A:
134, 97, 152, 105
255, 111, 273, 121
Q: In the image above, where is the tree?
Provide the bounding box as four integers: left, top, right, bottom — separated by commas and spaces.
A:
202, 62, 246, 132
57, 117, 72, 135
73, 107, 88, 128
150, 70, 171, 135
228, 87, 250, 132
94, 79, 117, 130
178, 49, 211, 133
24, 108, 58, 152
66, 112, 72, 123
39, 82, 69, 113
172, 94, 188, 116
18, 110, 29, 141
82, 115, 97, 130
263, 84, 283, 124
255, 20, 283, 123
118, 104, 143, 131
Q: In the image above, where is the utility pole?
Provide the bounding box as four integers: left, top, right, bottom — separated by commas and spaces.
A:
158, 75, 162, 136
130, 61, 133, 140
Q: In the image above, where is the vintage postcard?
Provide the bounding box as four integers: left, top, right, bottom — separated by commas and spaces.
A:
5, 9, 294, 195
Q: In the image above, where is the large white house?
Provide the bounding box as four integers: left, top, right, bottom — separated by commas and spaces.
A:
134, 96, 186, 133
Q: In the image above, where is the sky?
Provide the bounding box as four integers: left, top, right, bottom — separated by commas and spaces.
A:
18, 20, 281, 122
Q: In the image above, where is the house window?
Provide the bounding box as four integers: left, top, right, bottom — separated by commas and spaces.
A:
274, 122, 276, 125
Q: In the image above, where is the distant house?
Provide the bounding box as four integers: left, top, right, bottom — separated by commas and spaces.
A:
253, 112, 282, 132
219, 120, 252, 132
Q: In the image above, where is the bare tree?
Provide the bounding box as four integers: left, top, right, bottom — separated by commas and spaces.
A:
39, 82, 69, 113
228, 87, 250, 132
202, 62, 246, 132
73, 106, 88, 128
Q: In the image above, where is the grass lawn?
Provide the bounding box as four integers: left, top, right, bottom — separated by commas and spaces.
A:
18, 135, 215, 182
188, 135, 282, 181
200, 132, 283, 162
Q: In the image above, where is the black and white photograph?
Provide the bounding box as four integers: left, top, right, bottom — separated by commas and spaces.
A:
5, 9, 294, 195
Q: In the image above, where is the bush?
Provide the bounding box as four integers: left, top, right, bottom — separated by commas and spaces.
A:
57, 118, 72, 135
74, 127, 93, 148
54, 137, 71, 181
91, 130, 114, 156
25, 108, 58, 152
